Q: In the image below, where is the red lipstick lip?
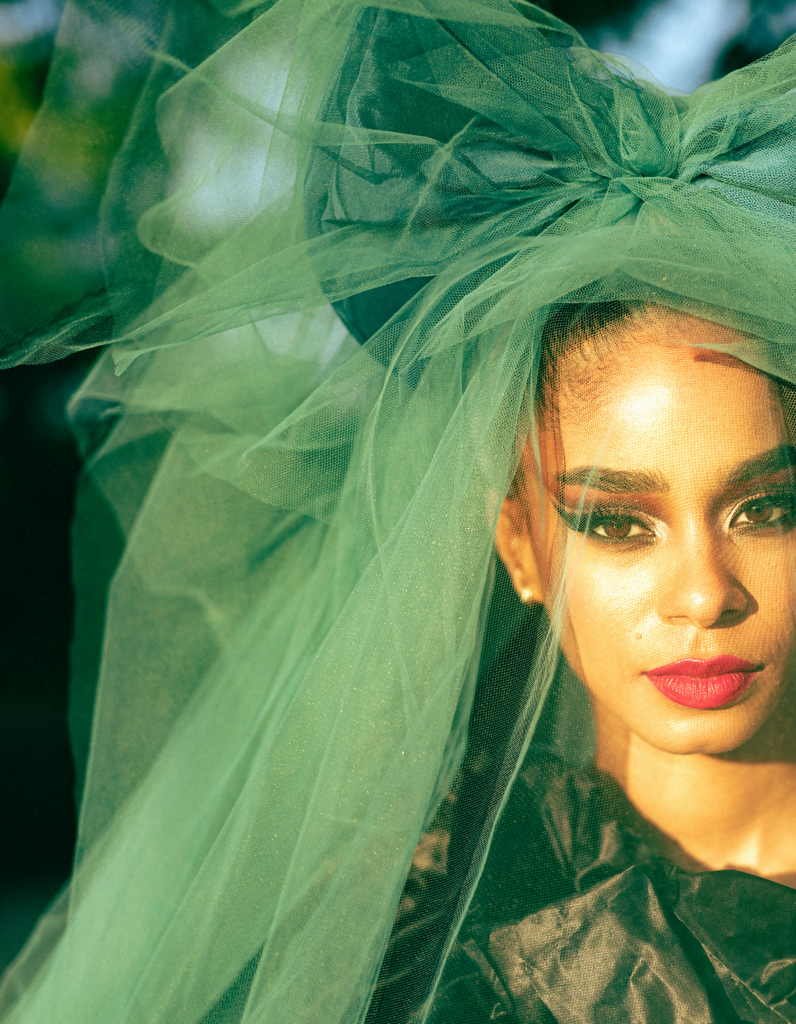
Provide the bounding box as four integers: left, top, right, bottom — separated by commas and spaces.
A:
647, 657, 758, 678
644, 657, 760, 710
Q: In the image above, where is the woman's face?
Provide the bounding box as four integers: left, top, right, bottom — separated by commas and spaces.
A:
498, 315, 796, 757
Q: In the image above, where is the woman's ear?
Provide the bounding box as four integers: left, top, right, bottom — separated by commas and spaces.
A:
494, 494, 544, 605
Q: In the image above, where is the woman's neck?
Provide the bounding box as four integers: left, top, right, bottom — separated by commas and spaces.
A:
593, 701, 796, 887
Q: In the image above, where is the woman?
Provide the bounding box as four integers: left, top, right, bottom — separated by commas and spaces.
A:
415, 304, 796, 1022
364, 303, 796, 1024
1, 1, 796, 1022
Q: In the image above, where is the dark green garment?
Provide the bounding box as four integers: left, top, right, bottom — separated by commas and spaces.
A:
427, 754, 796, 1023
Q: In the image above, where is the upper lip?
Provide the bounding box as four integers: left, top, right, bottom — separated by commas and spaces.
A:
646, 656, 760, 678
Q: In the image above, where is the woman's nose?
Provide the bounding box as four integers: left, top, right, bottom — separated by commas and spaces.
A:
657, 537, 749, 629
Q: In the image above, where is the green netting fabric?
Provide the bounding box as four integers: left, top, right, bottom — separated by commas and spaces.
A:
2, 2, 796, 1022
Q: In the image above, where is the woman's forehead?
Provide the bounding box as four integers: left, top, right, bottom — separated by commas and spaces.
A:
551, 307, 772, 405
540, 329, 788, 489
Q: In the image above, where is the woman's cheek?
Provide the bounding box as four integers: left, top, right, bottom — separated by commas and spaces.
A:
559, 555, 653, 686
740, 544, 796, 665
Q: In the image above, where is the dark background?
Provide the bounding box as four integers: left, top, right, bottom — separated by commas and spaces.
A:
1, 0, 795, 974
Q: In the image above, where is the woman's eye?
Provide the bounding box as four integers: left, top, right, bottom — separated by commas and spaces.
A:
556, 504, 654, 541
733, 499, 790, 527
592, 518, 649, 540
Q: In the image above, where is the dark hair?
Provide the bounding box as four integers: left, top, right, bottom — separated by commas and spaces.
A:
534, 299, 646, 416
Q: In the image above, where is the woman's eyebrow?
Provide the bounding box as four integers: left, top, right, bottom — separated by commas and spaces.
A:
556, 445, 796, 494
556, 467, 668, 493
725, 443, 796, 486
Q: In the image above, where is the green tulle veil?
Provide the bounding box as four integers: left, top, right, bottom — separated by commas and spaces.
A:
2, 1, 796, 1021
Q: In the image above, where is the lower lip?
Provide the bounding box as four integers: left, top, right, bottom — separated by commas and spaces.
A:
645, 672, 757, 709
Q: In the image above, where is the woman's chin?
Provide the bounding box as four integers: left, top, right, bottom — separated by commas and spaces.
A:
632, 698, 782, 757
592, 685, 785, 759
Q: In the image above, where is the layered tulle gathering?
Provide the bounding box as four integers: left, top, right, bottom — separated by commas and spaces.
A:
2, 2, 796, 1022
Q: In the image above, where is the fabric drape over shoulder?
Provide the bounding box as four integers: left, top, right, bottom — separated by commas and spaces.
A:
2, 2, 796, 1022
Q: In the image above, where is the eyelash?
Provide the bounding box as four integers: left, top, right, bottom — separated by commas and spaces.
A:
731, 491, 796, 532
556, 489, 796, 545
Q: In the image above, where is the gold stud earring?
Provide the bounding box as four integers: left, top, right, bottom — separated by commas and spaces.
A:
520, 586, 533, 604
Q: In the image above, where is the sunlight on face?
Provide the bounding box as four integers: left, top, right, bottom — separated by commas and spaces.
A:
506, 315, 796, 758
616, 382, 673, 430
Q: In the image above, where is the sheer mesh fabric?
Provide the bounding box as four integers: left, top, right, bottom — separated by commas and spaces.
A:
1, 3, 796, 1022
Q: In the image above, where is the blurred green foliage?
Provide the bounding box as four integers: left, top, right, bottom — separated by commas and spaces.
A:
0, 58, 37, 160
